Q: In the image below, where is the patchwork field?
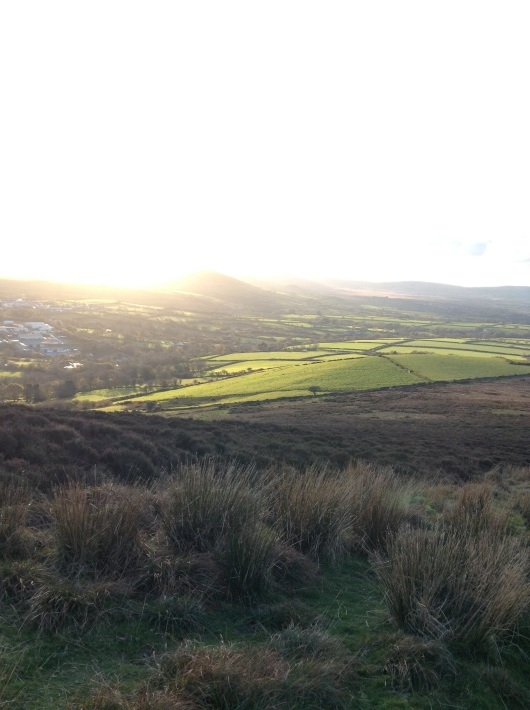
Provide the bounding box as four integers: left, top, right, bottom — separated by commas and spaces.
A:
106, 337, 530, 412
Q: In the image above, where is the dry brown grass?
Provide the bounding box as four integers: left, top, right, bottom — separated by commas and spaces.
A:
0, 482, 31, 560
372, 521, 530, 650
383, 633, 455, 691
345, 462, 411, 552
444, 481, 509, 535
160, 460, 262, 554
53, 482, 149, 579
269, 465, 355, 561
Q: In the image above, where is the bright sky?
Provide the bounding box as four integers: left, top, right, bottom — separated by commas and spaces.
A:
1, 1, 530, 289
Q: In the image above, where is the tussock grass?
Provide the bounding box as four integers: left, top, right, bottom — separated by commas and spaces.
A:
161, 460, 262, 554
0, 482, 31, 560
160, 460, 290, 601
345, 462, 410, 552
268, 621, 344, 661
153, 639, 356, 709
53, 482, 148, 579
140, 549, 223, 599
0, 559, 47, 605
269, 465, 355, 561
139, 594, 206, 636
218, 522, 284, 602
373, 521, 530, 650
23, 576, 128, 633
248, 599, 318, 631
513, 491, 530, 525
445, 481, 509, 534
155, 641, 290, 708
383, 633, 455, 691
269, 462, 411, 561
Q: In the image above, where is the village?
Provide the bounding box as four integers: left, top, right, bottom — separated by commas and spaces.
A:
0, 319, 78, 357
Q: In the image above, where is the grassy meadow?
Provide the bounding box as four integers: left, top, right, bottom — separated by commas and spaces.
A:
95, 337, 530, 413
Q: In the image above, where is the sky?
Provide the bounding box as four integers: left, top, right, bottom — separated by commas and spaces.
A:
1, 1, 530, 289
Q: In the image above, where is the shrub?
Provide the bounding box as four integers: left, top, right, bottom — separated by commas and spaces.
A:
372, 522, 530, 651
101, 447, 157, 483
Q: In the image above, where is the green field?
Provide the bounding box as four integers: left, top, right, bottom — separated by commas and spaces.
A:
378, 345, 530, 361
402, 339, 530, 356
386, 353, 530, 381
75, 386, 147, 401
0, 370, 22, 379
318, 339, 402, 351
207, 350, 334, 362
124, 357, 421, 409
93, 337, 530, 412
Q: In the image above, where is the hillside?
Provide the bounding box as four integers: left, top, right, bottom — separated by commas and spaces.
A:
162, 270, 286, 311
0, 402, 529, 708
2, 273, 530, 322
2, 273, 530, 707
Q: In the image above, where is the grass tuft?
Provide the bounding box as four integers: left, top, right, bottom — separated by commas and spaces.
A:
372, 522, 530, 650
270, 465, 354, 561
53, 482, 148, 579
218, 522, 284, 602
383, 633, 455, 691
0, 482, 31, 560
346, 462, 410, 552
23, 576, 128, 633
161, 460, 262, 554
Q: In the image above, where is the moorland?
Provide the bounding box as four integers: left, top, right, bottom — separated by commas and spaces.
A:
0, 273, 529, 708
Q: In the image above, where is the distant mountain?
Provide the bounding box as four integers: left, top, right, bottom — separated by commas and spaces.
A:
327, 279, 530, 303
161, 271, 285, 311
1, 273, 528, 320
247, 275, 341, 298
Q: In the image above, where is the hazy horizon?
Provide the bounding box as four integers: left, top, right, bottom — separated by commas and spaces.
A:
2, 2, 529, 290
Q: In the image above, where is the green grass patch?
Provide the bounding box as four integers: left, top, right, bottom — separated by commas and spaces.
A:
318, 340, 403, 351
387, 353, 530, 381
379, 346, 517, 358
207, 350, 335, 362
0, 371, 22, 379
126, 356, 421, 408
75, 386, 146, 401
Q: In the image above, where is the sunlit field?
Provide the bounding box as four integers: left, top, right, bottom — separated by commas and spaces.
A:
97, 338, 530, 413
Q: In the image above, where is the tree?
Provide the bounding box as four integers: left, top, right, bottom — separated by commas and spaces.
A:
308, 385, 322, 396
3, 383, 24, 402
55, 379, 77, 399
